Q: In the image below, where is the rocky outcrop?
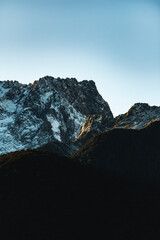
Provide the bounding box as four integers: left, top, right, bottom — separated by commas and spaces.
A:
114, 103, 160, 129
75, 103, 160, 147
75, 114, 115, 148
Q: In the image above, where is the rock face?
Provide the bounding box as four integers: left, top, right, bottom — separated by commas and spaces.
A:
75, 114, 114, 148
0, 76, 114, 155
115, 103, 160, 129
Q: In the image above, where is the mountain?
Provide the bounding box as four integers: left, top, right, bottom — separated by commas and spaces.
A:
1, 77, 160, 239
75, 103, 160, 146
115, 103, 160, 129
1, 149, 160, 240
72, 120, 160, 186
1, 77, 159, 157
0, 76, 114, 155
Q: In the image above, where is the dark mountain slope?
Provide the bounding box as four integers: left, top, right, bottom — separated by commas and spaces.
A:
0, 150, 104, 239
72, 119, 160, 185
75, 103, 160, 149
1, 149, 160, 239
37, 141, 72, 156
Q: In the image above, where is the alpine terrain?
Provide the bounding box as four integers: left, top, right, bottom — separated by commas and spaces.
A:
74, 103, 160, 147
0, 76, 160, 240
0, 76, 160, 157
0, 76, 114, 155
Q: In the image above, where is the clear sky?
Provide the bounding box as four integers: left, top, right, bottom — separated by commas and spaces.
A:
0, 0, 159, 116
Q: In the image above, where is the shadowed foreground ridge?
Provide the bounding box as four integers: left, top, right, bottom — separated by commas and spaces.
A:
0, 150, 103, 239
1, 143, 160, 239
72, 119, 160, 185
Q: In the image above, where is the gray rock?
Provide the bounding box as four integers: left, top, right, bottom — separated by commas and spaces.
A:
0, 76, 113, 155
115, 103, 160, 129
75, 114, 115, 147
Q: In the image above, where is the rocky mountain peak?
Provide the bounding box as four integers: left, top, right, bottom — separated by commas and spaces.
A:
126, 103, 152, 116
115, 103, 160, 129
0, 76, 114, 155
31, 76, 112, 116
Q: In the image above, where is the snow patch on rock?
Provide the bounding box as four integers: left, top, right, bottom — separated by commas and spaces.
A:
47, 114, 61, 142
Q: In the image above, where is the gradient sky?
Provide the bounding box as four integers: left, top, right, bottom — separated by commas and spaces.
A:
0, 0, 159, 116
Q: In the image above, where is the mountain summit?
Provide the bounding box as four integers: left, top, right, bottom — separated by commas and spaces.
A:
115, 103, 160, 129
0, 76, 114, 155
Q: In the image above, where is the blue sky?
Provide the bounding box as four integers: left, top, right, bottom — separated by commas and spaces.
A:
0, 0, 159, 116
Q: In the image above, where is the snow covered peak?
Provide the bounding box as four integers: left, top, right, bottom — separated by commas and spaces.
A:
0, 76, 114, 155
